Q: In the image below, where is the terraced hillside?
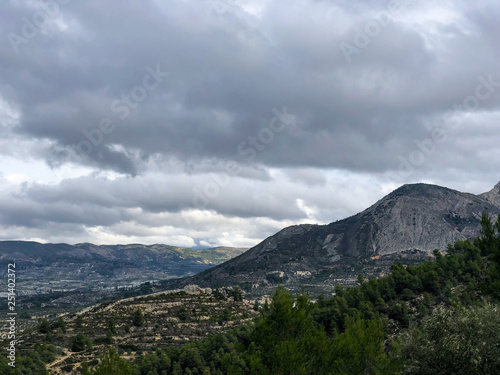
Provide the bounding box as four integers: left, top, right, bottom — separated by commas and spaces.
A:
14, 285, 258, 374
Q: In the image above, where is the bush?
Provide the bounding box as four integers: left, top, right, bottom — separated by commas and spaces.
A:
38, 319, 51, 334
61, 363, 73, 372
177, 306, 189, 321
93, 347, 133, 375
56, 317, 66, 333
132, 308, 144, 326
71, 332, 93, 352
400, 303, 500, 374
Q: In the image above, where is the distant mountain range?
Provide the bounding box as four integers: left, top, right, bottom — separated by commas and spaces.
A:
0, 242, 247, 294
171, 181, 500, 293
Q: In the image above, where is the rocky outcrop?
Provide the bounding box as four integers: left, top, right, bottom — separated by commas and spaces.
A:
480, 181, 500, 207
357, 183, 496, 256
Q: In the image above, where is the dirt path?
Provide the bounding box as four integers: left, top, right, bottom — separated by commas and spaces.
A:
47, 351, 73, 369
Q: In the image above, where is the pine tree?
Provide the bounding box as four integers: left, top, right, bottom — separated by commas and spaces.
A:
132, 308, 144, 326
93, 347, 133, 375
107, 317, 116, 334
57, 317, 66, 333
38, 319, 51, 334
479, 213, 496, 255
332, 315, 400, 374
105, 329, 114, 344
233, 287, 243, 301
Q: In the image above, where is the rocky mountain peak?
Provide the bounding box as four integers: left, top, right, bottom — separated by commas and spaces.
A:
176, 180, 500, 291
479, 180, 500, 207
387, 182, 454, 197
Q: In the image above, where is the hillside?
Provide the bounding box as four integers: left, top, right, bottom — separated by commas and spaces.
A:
4, 213, 500, 375
6, 285, 258, 374
168, 182, 500, 294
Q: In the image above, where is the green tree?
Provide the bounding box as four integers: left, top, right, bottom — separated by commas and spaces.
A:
478, 214, 500, 299
400, 303, 500, 375
57, 317, 66, 333
172, 361, 182, 375
335, 283, 345, 297
105, 329, 114, 344
72, 332, 92, 352
93, 347, 133, 375
132, 308, 144, 326
479, 213, 496, 255
219, 308, 231, 323
251, 286, 331, 374
179, 345, 206, 369
177, 306, 189, 321
38, 319, 51, 334
332, 315, 400, 374
233, 287, 243, 301
107, 317, 116, 334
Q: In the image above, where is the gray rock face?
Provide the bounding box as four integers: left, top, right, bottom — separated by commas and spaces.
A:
185, 181, 500, 288
355, 183, 497, 256
479, 181, 500, 207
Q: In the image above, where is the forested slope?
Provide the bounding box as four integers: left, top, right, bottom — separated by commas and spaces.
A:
50, 213, 500, 375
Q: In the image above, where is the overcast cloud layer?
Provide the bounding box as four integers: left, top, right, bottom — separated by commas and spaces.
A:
1, 0, 500, 247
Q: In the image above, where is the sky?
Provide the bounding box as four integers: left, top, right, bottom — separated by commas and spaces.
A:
1, 0, 500, 248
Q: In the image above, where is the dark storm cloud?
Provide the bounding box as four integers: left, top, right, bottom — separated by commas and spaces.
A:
1, 0, 500, 245
19, 172, 306, 220
1, 0, 498, 176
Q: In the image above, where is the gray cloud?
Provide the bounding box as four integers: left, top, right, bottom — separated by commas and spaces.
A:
1, 0, 500, 246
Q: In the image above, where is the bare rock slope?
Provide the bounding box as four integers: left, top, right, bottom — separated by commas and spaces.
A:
480, 181, 500, 207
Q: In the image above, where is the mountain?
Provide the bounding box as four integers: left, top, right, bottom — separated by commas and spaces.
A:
171, 182, 500, 293
0, 242, 246, 294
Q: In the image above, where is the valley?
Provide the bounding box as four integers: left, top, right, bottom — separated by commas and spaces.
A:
0, 242, 246, 297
